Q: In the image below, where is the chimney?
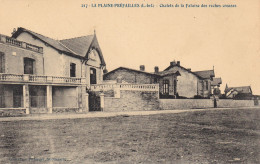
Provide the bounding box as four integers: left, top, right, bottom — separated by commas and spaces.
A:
154, 66, 159, 73
177, 61, 180, 66
170, 61, 176, 66
140, 65, 145, 71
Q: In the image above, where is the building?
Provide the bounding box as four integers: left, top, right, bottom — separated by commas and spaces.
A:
211, 77, 222, 95
0, 27, 106, 114
104, 65, 181, 98
224, 85, 253, 99
104, 61, 220, 98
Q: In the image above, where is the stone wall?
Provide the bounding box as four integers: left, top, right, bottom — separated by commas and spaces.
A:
0, 109, 26, 117
52, 107, 80, 113
159, 99, 256, 110
159, 99, 213, 110
104, 90, 159, 112
217, 99, 255, 108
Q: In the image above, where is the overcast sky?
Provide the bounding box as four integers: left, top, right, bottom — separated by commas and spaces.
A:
0, 0, 259, 94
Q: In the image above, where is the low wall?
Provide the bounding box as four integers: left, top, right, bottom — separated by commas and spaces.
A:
52, 107, 80, 113
0, 108, 26, 117
104, 90, 159, 112
159, 99, 213, 110
217, 99, 255, 108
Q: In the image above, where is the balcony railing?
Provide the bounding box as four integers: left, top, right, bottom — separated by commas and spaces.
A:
0, 34, 43, 53
0, 73, 86, 85
90, 83, 159, 91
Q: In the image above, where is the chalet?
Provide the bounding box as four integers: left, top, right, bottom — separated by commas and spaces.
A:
104, 65, 181, 98
104, 61, 220, 98
0, 27, 106, 114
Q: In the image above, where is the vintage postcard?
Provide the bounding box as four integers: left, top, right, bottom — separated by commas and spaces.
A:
0, 0, 259, 163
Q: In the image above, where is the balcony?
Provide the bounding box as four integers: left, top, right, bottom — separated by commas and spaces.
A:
90, 83, 159, 91
0, 34, 43, 54
0, 73, 86, 85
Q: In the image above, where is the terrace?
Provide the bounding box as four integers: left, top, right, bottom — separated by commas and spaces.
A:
0, 73, 86, 85
0, 34, 43, 54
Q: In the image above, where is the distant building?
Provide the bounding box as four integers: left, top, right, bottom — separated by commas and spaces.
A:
211, 77, 222, 95
224, 84, 253, 99
104, 61, 221, 98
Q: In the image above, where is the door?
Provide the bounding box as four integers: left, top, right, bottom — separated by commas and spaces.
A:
90, 68, 97, 84
89, 92, 101, 111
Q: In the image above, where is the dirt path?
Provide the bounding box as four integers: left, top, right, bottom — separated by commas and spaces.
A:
0, 106, 259, 122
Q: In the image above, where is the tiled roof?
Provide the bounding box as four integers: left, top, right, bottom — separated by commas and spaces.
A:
157, 70, 181, 76
12, 27, 105, 66
226, 86, 252, 94
60, 35, 94, 57
104, 67, 180, 77
105, 67, 160, 77
211, 77, 222, 86
163, 64, 202, 79
194, 70, 215, 79
12, 27, 73, 54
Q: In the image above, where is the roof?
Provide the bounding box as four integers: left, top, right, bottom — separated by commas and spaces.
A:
104, 67, 180, 78
164, 63, 202, 79
60, 35, 94, 57
194, 70, 215, 79
226, 86, 252, 94
211, 77, 222, 86
12, 27, 105, 65
157, 70, 181, 77
12, 27, 72, 54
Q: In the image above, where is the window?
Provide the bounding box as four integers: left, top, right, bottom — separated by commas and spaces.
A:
173, 79, 177, 95
0, 52, 5, 73
70, 63, 76, 77
163, 80, 169, 94
90, 68, 97, 84
24, 58, 35, 74
205, 81, 209, 90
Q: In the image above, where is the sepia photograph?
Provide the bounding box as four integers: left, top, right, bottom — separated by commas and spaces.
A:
0, 0, 259, 163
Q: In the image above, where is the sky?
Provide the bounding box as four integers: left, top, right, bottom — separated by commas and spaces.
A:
0, 0, 259, 94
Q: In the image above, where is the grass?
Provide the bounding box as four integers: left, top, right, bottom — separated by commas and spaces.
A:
0, 108, 259, 163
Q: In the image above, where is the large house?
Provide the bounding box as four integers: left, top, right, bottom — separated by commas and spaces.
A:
0, 27, 106, 114
104, 61, 221, 98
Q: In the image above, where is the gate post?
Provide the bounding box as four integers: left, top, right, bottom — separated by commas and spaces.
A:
85, 93, 89, 112
23, 84, 30, 114
46, 85, 52, 113
100, 93, 105, 111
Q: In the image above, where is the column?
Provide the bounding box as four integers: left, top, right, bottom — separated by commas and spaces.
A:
85, 93, 89, 112
100, 93, 105, 111
46, 85, 52, 113
77, 86, 84, 112
23, 84, 30, 114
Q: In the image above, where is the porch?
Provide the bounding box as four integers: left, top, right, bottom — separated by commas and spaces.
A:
0, 84, 86, 115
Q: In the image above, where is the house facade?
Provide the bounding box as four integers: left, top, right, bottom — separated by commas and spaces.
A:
104, 61, 219, 98
103, 65, 180, 98
0, 27, 106, 114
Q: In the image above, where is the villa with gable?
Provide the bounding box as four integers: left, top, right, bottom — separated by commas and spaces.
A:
0, 27, 106, 114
